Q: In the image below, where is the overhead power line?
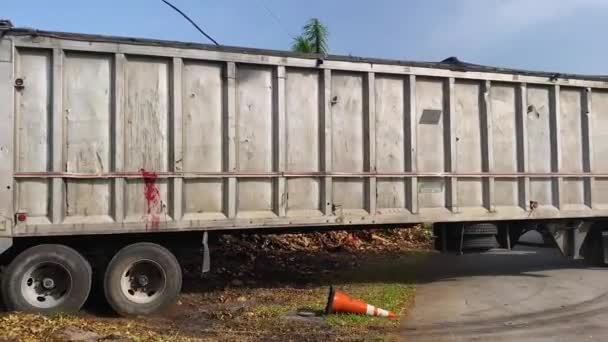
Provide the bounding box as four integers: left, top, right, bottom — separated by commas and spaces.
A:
256, 0, 294, 39
160, 0, 220, 46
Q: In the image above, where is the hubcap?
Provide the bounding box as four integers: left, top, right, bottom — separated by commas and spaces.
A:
137, 275, 149, 287
120, 260, 166, 305
42, 278, 55, 289
21, 262, 72, 309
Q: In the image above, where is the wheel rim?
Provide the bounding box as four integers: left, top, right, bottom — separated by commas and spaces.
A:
120, 259, 166, 304
21, 262, 72, 309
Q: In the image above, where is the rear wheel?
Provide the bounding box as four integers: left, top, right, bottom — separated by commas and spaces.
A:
463, 223, 498, 235
462, 235, 498, 250
462, 223, 498, 251
103, 243, 181, 316
2, 244, 92, 313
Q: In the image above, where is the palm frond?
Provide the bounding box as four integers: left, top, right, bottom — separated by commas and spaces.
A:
302, 18, 329, 54
291, 35, 313, 53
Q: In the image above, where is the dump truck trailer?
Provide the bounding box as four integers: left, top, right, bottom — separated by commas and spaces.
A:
1, 20, 607, 315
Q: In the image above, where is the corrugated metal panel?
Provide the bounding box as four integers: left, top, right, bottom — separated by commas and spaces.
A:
375, 75, 406, 213
491, 83, 519, 208
0, 38, 13, 235
182, 61, 225, 220
15, 49, 52, 223
236, 65, 275, 217
123, 57, 171, 228
63, 53, 112, 220
331, 72, 366, 215
591, 90, 608, 209
285, 68, 322, 216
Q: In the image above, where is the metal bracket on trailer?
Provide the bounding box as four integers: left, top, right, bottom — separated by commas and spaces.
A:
548, 221, 590, 260
458, 223, 465, 255
201, 231, 210, 275
441, 224, 448, 253
505, 224, 511, 251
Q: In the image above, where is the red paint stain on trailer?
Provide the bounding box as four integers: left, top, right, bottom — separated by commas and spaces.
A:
140, 168, 160, 230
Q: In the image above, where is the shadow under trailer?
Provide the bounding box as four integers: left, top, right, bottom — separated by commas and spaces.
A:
0, 20, 606, 315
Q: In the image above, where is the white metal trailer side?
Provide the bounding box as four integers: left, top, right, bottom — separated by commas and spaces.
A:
0, 22, 607, 315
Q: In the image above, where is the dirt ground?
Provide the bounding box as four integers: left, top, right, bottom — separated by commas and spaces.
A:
0, 226, 432, 341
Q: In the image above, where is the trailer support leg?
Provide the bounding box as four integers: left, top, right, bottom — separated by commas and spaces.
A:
548, 221, 590, 259
602, 231, 608, 265
573, 224, 587, 260
202, 231, 210, 275
441, 224, 447, 254
506, 224, 511, 251
459, 224, 465, 255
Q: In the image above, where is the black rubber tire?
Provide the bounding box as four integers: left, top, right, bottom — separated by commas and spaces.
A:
104, 242, 182, 316
462, 234, 498, 250
2, 244, 92, 313
464, 223, 498, 235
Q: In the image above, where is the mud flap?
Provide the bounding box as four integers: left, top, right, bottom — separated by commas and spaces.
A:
202, 231, 210, 274
0, 237, 12, 255
548, 222, 590, 260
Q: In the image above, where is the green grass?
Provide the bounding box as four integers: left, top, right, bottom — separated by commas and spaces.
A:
320, 253, 425, 329
248, 282, 416, 338
246, 252, 427, 335
324, 283, 415, 328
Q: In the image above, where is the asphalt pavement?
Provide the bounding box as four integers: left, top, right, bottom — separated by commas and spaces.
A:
401, 232, 608, 341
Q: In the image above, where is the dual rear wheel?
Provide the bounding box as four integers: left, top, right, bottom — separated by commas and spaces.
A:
2, 244, 91, 313
2, 242, 181, 316
104, 242, 182, 316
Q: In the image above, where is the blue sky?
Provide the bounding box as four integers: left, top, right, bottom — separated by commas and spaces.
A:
4, 0, 608, 74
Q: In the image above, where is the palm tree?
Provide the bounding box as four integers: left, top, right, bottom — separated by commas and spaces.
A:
291, 18, 328, 54
291, 35, 312, 53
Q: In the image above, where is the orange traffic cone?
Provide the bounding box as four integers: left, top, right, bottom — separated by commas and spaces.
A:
325, 286, 396, 319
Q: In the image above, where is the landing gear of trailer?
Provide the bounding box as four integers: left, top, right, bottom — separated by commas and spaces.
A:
434, 220, 608, 266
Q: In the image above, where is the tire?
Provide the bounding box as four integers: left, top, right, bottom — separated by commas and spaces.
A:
462, 234, 498, 250
104, 242, 182, 316
2, 244, 92, 313
464, 223, 498, 235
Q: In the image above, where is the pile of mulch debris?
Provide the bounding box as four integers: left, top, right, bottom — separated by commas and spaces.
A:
217, 225, 433, 254
190, 225, 433, 289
